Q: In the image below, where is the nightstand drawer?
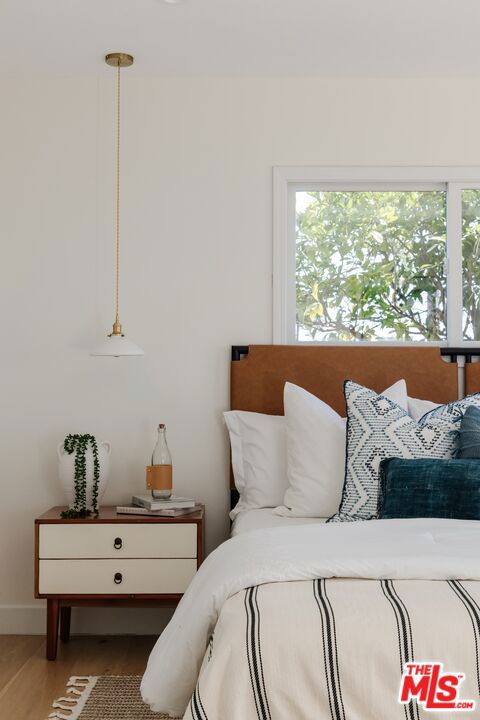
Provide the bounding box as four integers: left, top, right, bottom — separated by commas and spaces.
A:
39, 523, 197, 559
39, 558, 197, 595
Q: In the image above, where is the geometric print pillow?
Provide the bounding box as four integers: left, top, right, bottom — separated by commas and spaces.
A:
328, 381, 480, 523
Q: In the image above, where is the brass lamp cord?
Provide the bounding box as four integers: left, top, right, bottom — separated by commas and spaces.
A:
104, 52, 133, 338
115, 59, 121, 329
109, 60, 123, 336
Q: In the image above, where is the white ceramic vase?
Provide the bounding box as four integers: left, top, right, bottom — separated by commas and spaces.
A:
57, 440, 111, 511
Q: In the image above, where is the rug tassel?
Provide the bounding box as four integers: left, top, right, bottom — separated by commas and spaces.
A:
67, 677, 91, 685
52, 700, 79, 710
46, 676, 97, 720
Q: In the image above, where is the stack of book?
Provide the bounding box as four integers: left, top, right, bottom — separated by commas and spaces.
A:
116, 495, 200, 517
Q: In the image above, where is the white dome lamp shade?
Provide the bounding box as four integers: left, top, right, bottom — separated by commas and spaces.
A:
91, 52, 144, 358
91, 330, 144, 357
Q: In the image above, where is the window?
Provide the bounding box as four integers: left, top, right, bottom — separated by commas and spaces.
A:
273, 168, 480, 345
462, 189, 480, 341
296, 190, 446, 342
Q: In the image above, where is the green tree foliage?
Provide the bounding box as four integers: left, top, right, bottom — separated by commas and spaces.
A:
296, 191, 447, 341
462, 190, 480, 340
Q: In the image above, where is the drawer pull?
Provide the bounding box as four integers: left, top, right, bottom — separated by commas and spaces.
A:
114, 537, 123, 550
114, 572, 123, 585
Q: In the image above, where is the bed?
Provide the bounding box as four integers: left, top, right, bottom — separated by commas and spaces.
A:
231, 507, 328, 536
141, 345, 480, 720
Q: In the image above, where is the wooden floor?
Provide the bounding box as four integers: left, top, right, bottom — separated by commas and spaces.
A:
0, 635, 156, 720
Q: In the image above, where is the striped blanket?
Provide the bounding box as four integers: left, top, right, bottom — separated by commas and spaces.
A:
184, 578, 480, 720
141, 519, 480, 718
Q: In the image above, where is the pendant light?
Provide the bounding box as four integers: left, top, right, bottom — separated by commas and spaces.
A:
91, 53, 144, 357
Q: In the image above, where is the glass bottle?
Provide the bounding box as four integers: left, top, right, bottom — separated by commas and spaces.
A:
151, 424, 172, 499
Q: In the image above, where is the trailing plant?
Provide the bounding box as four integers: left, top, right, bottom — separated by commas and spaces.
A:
60, 434, 100, 519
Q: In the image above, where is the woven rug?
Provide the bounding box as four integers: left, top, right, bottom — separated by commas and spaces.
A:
47, 675, 181, 720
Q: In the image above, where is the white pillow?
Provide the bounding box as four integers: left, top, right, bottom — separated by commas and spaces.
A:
224, 411, 288, 520
407, 396, 441, 421
276, 379, 408, 518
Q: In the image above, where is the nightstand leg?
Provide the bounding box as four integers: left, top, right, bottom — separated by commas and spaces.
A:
46, 599, 59, 660
60, 606, 71, 643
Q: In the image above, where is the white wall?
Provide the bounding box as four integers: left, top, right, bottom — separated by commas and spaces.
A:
1, 76, 480, 633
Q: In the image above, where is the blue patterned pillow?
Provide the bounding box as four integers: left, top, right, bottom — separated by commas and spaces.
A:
328, 382, 480, 523
378, 457, 480, 520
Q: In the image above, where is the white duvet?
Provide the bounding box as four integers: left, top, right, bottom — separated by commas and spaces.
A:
141, 518, 480, 717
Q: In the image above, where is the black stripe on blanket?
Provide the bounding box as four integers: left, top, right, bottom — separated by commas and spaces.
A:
190, 684, 208, 720
448, 580, 480, 694
245, 586, 271, 720
381, 580, 419, 720
313, 579, 346, 720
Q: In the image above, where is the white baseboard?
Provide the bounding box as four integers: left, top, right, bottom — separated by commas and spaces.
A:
0, 604, 173, 635
0, 605, 46, 634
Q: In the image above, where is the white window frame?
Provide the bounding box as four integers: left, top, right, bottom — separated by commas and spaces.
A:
273, 166, 480, 345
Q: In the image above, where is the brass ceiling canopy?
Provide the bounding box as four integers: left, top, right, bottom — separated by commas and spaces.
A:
105, 53, 134, 68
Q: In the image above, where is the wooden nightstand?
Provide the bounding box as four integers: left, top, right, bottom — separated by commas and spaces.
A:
34, 506, 204, 660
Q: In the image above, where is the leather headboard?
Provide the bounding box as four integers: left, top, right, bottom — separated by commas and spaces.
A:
231, 345, 458, 417
466, 363, 480, 395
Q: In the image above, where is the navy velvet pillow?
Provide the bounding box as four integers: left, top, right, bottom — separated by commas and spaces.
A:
456, 405, 480, 459
378, 457, 480, 520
